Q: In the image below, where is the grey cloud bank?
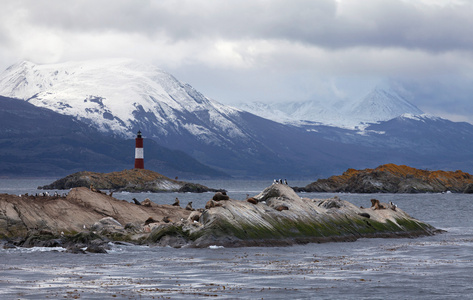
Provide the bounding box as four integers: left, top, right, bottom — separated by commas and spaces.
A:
0, 0, 472, 123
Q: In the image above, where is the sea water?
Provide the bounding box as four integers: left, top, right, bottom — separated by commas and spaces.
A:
1, 179, 473, 299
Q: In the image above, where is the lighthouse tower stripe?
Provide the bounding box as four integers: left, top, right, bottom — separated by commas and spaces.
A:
134, 131, 144, 169
135, 158, 144, 169
135, 148, 144, 159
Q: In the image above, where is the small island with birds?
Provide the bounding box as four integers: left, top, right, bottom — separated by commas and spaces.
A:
1, 180, 441, 252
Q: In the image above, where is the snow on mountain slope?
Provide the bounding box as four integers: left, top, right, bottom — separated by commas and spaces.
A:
0, 59, 246, 143
235, 85, 425, 129
235, 102, 295, 124
349, 87, 424, 124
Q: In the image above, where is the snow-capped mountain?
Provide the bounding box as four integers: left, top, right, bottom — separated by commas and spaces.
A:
0, 59, 246, 144
1, 59, 473, 178
349, 87, 424, 125
234, 85, 424, 129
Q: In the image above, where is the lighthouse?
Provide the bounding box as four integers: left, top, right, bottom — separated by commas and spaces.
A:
134, 130, 144, 169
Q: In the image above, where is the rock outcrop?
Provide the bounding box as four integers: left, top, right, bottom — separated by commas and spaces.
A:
0, 187, 192, 251
178, 184, 438, 247
38, 168, 223, 193
1, 184, 439, 251
294, 164, 473, 193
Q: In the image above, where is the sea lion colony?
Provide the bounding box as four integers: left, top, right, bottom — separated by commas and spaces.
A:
0, 183, 438, 251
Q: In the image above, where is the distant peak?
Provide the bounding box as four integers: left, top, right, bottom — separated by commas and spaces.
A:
399, 113, 442, 122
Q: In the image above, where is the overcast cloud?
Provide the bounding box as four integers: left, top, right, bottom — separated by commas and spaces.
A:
1, 0, 472, 123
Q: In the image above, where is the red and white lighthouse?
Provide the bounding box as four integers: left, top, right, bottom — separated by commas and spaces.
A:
134, 130, 144, 169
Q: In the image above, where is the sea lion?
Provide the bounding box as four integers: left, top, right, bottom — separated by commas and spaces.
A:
162, 216, 171, 223
205, 200, 223, 209
205, 200, 215, 209
370, 199, 386, 210
172, 197, 180, 206
141, 198, 153, 207
212, 192, 229, 201
185, 201, 194, 211
275, 205, 289, 211
247, 197, 258, 205
358, 212, 371, 218
205, 199, 214, 209
90, 185, 103, 194
144, 217, 157, 225
370, 199, 380, 210
132, 198, 141, 205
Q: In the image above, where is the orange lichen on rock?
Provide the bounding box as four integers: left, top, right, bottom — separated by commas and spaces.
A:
299, 164, 473, 193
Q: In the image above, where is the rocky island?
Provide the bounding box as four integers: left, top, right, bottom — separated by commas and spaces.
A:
38, 168, 223, 193
294, 164, 473, 193
1, 183, 439, 252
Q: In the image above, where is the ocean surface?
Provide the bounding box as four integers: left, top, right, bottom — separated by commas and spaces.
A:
1, 178, 473, 299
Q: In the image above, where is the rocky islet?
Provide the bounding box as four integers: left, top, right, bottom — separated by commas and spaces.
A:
295, 164, 473, 193
1, 183, 439, 252
38, 168, 224, 193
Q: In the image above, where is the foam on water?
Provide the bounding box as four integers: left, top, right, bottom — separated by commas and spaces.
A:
209, 245, 225, 249
3, 246, 67, 253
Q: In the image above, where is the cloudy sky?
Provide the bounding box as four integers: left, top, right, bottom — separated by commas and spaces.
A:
1, 0, 472, 123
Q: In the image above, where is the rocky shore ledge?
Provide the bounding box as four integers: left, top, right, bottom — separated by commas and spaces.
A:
294, 164, 473, 193
38, 168, 224, 193
1, 183, 439, 252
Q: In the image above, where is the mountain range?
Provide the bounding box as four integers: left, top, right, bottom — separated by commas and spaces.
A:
1, 59, 472, 179
234, 85, 424, 129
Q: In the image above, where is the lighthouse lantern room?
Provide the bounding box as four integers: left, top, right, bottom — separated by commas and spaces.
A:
134, 130, 144, 169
